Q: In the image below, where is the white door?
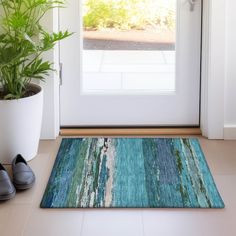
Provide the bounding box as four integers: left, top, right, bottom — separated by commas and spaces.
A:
60, 0, 202, 126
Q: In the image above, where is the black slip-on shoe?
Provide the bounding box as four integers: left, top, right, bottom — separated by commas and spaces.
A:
12, 154, 35, 190
0, 163, 16, 200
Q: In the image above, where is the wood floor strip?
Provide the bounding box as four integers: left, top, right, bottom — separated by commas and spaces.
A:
60, 128, 201, 136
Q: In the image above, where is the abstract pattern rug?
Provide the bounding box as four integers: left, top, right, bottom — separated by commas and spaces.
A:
41, 138, 224, 208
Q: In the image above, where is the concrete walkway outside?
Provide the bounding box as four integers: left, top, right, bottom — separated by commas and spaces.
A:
83, 50, 175, 92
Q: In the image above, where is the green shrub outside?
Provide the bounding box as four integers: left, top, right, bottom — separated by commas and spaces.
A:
83, 0, 175, 30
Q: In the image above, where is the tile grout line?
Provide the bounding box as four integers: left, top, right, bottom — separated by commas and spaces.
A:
162, 51, 168, 64
103, 62, 168, 65
141, 210, 146, 236
99, 50, 105, 72
79, 211, 86, 236
121, 72, 124, 90
20, 203, 35, 236
82, 71, 175, 75
101, 52, 167, 65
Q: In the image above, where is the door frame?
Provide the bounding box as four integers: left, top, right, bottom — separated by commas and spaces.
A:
200, 0, 226, 139
40, 0, 226, 139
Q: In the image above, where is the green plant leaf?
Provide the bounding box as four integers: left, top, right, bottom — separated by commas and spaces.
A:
8, 13, 28, 30
40, 30, 73, 51
4, 93, 19, 100
21, 58, 53, 80
0, 0, 72, 99
0, 34, 7, 42
0, 46, 22, 65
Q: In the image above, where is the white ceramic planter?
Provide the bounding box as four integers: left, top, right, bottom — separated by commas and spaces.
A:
0, 84, 43, 164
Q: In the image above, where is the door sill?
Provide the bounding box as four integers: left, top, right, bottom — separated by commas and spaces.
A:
60, 128, 201, 136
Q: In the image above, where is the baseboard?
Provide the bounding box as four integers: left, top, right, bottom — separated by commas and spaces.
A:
224, 125, 236, 140
60, 128, 201, 136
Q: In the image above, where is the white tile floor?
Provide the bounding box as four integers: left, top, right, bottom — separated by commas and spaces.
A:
1, 136, 236, 236
83, 50, 175, 92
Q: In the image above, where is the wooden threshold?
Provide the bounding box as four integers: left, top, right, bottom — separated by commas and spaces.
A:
60, 128, 201, 136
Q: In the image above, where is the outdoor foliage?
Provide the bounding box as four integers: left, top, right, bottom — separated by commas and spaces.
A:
83, 0, 175, 30
0, 0, 72, 100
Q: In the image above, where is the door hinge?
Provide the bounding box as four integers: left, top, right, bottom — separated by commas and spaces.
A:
59, 62, 63, 86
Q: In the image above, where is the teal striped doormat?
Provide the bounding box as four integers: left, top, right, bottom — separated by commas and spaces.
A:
41, 138, 224, 208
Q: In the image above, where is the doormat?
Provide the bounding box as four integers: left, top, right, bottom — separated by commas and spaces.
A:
40, 138, 224, 208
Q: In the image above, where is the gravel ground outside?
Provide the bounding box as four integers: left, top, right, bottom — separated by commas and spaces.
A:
83, 29, 175, 50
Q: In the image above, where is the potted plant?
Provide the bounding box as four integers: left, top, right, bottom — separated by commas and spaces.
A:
0, 0, 71, 164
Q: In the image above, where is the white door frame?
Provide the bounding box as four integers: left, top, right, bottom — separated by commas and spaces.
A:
200, 0, 226, 139
40, 0, 226, 139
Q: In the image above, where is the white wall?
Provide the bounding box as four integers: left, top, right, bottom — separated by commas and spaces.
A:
224, 0, 236, 139
202, 0, 236, 140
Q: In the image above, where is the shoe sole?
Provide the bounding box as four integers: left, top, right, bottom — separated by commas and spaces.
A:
14, 180, 35, 190
0, 189, 16, 201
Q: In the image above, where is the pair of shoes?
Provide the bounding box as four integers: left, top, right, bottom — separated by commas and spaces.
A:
0, 154, 35, 201
0, 164, 15, 201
